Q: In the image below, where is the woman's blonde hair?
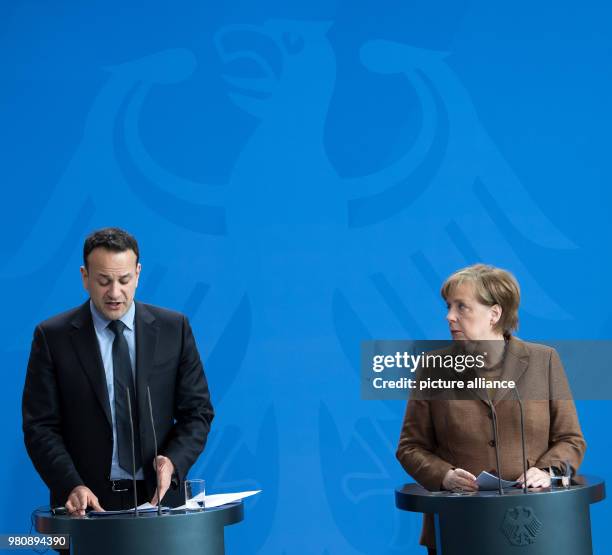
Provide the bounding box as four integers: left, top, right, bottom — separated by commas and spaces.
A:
441, 264, 520, 337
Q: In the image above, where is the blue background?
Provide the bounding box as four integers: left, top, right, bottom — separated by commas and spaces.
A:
1, 1, 611, 552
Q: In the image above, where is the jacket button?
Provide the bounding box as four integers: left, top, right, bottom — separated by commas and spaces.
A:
489, 440, 496, 447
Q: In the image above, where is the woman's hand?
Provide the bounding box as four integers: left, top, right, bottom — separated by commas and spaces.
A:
442, 468, 479, 492
516, 467, 551, 489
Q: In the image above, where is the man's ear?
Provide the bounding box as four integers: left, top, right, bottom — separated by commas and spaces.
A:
80, 266, 89, 291
134, 263, 142, 287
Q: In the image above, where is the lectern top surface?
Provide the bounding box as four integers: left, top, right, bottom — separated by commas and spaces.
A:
395, 475, 605, 513
34, 501, 243, 523
398, 475, 602, 496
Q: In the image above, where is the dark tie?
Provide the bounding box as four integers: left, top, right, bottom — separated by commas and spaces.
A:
107, 319, 142, 474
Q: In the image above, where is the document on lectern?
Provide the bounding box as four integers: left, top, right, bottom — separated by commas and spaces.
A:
172, 490, 262, 510
476, 471, 519, 490
202, 490, 261, 508
89, 502, 168, 517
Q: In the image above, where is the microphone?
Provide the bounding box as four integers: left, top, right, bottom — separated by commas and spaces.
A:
147, 386, 162, 516
512, 385, 529, 494
126, 387, 139, 517
486, 395, 504, 495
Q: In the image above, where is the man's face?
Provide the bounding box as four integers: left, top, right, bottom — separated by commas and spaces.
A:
80, 248, 141, 320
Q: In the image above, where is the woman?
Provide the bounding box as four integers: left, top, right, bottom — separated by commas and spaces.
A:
396, 264, 586, 554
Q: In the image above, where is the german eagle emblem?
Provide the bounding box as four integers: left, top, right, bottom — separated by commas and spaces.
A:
502, 506, 543, 546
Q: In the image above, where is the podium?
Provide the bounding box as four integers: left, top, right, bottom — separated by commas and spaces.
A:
395, 475, 605, 555
34, 502, 243, 555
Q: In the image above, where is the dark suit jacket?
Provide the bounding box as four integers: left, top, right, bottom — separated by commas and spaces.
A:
22, 301, 214, 508
396, 337, 586, 548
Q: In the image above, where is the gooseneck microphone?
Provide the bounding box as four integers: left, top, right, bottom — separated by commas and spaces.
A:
512, 385, 529, 494
126, 388, 139, 516
486, 396, 504, 496
147, 386, 162, 516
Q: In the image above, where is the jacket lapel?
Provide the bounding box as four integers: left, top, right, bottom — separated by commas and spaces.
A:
70, 301, 113, 427
493, 337, 529, 402
447, 342, 490, 404
134, 302, 159, 440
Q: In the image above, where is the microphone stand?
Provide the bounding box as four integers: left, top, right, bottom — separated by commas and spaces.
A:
487, 396, 504, 496
126, 388, 139, 516
513, 385, 529, 494
147, 386, 162, 516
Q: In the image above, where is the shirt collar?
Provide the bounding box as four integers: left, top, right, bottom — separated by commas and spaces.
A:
90, 300, 136, 333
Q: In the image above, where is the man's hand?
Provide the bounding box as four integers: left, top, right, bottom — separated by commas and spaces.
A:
150, 455, 175, 505
516, 467, 551, 489
65, 486, 104, 516
442, 468, 479, 492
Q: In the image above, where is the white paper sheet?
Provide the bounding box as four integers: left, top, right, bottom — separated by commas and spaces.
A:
173, 490, 261, 510
88, 491, 261, 515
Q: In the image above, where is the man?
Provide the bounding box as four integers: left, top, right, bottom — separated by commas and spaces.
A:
22, 227, 214, 515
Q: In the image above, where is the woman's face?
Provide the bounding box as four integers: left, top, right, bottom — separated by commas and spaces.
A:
445, 282, 502, 340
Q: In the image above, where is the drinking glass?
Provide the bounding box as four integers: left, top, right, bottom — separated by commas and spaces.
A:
549, 460, 571, 489
185, 479, 206, 510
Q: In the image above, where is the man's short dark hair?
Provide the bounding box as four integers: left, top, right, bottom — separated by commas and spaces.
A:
83, 227, 140, 269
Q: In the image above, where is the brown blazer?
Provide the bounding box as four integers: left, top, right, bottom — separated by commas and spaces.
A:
396, 337, 586, 549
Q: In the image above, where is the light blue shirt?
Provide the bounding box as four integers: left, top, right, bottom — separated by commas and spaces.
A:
90, 300, 144, 480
